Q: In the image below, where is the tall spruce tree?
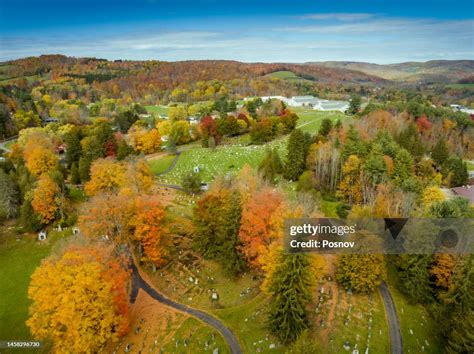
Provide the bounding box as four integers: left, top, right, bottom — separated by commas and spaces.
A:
443, 256, 474, 354
268, 253, 312, 344
431, 138, 449, 169
283, 129, 309, 181
258, 148, 283, 183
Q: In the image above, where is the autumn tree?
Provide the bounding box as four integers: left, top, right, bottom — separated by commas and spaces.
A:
27, 245, 130, 352
132, 197, 167, 271
24, 145, 58, 177
128, 126, 162, 154
336, 254, 386, 293
31, 174, 63, 224
84, 158, 125, 196
79, 193, 134, 241
337, 155, 363, 204
268, 254, 312, 344
430, 254, 456, 291
238, 187, 283, 268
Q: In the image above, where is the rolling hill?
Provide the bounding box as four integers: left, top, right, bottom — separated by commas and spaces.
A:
311, 60, 474, 83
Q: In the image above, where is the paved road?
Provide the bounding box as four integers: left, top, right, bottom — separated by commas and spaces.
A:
156, 151, 181, 176
380, 281, 403, 354
0, 136, 17, 152
157, 183, 184, 191
130, 263, 243, 354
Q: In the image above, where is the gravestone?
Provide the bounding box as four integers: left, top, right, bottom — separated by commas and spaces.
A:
38, 230, 47, 241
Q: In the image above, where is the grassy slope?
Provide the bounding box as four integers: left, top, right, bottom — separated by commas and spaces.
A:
148, 154, 177, 175
0, 225, 68, 343
386, 265, 443, 353
266, 70, 306, 81
145, 105, 169, 116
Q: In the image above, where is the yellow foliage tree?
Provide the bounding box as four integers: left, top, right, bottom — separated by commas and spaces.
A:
128, 127, 162, 154
421, 186, 445, 208
84, 158, 125, 196
337, 155, 363, 204
31, 175, 61, 224
27, 246, 130, 352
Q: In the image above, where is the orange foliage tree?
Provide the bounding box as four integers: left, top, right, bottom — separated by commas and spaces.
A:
27, 244, 130, 352
131, 197, 167, 271
238, 187, 283, 268
31, 174, 62, 224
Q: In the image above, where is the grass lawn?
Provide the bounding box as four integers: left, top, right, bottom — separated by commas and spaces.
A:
294, 108, 348, 135
161, 317, 230, 353
214, 293, 283, 353
4, 141, 16, 150
145, 105, 169, 116
265, 70, 307, 81
155, 139, 287, 184
148, 154, 177, 175
386, 265, 443, 353
466, 161, 474, 171
0, 224, 69, 347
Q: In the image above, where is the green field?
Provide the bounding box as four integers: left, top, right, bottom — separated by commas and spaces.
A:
294, 107, 347, 134
266, 70, 307, 81
0, 224, 68, 346
155, 140, 286, 184
148, 154, 177, 174
145, 105, 169, 116
386, 265, 443, 353
161, 317, 230, 354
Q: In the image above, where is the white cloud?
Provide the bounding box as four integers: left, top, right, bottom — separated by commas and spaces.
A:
301, 13, 374, 21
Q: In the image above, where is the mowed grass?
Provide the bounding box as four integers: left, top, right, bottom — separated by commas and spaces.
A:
161, 317, 230, 354
156, 140, 287, 184
148, 154, 177, 175
0, 224, 68, 344
386, 265, 443, 353
294, 108, 347, 134
145, 105, 169, 116
266, 70, 306, 81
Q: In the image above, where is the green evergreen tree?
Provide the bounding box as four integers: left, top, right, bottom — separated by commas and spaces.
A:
193, 188, 244, 275
447, 157, 469, 187
443, 256, 474, 354
283, 129, 306, 181
392, 148, 414, 184
348, 94, 361, 115
397, 255, 433, 303
64, 128, 83, 168
78, 156, 91, 183
0, 169, 19, 219
258, 148, 283, 183
269, 254, 312, 344
182, 172, 202, 194
20, 197, 43, 232
342, 125, 367, 158
319, 118, 333, 137
364, 143, 388, 185
397, 123, 424, 160
70, 163, 80, 185
431, 138, 449, 169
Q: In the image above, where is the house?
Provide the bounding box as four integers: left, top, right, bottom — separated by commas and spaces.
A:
451, 185, 474, 205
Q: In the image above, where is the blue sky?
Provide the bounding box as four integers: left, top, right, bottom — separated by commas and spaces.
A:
0, 0, 473, 63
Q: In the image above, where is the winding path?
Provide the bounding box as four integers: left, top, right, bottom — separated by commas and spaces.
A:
130, 263, 243, 354
156, 151, 182, 176
380, 281, 403, 354
0, 135, 17, 152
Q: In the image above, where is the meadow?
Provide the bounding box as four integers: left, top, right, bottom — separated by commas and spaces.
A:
0, 224, 69, 350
